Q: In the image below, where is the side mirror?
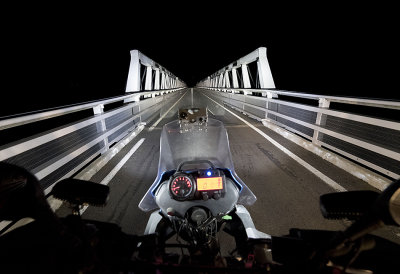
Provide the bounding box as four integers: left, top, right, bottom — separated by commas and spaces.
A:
317, 179, 400, 259
320, 179, 400, 227
51, 178, 109, 214
320, 191, 379, 220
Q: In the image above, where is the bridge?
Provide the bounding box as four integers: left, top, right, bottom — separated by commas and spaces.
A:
1, 48, 399, 243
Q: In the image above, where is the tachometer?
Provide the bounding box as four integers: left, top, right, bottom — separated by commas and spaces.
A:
169, 174, 194, 200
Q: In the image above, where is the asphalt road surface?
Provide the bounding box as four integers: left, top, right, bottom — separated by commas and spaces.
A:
56, 88, 400, 245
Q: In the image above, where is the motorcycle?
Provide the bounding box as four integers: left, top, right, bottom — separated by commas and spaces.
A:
1, 107, 400, 273
137, 107, 271, 269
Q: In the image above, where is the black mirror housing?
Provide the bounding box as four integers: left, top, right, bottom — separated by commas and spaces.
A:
320, 191, 379, 220
51, 178, 109, 207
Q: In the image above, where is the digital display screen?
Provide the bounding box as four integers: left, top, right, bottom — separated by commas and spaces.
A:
197, 177, 223, 191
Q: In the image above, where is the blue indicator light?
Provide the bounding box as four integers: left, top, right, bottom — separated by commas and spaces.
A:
206, 171, 212, 176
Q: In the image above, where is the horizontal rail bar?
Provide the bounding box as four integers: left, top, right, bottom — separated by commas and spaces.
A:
0, 101, 139, 161
34, 109, 141, 180
222, 92, 399, 130
202, 87, 400, 110
220, 93, 400, 161
204, 88, 400, 179
0, 88, 185, 130
320, 142, 400, 179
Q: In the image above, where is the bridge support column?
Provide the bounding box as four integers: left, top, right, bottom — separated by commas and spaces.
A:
241, 64, 251, 89
224, 71, 231, 88
218, 74, 224, 89
125, 50, 141, 93
166, 75, 170, 89
313, 98, 330, 146
257, 48, 275, 89
264, 92, 277, 115
93, 104, 109, 154
231, 68, 239, 88
145, 66, 153, 90
154, 69, 160, 90
161, 72, 166, 89
172, 77, 177, 88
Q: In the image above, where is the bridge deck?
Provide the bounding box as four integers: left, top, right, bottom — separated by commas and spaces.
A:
56, 88, 400, 243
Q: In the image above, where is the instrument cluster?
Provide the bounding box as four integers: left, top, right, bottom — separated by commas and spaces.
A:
169, 169, 226, 201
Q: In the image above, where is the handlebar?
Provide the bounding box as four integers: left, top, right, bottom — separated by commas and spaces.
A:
62, 216, 400, 274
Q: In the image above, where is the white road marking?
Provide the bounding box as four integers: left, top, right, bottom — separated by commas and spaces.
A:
99, 138, 145, 185
208, 108, 215, 116
203, 94, 347, 192
80, 138, 145, 215
148, 92, 186, 131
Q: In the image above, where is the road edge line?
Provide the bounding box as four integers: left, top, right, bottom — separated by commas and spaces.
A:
203, 93, 347, 192
49, 124, 146, 212
261, 119, 391, 191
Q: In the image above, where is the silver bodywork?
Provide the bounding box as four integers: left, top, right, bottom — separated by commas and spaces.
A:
140, 117, 268, 244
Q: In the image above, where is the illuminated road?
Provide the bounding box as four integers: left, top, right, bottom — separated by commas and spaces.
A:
56, 88, 400, 244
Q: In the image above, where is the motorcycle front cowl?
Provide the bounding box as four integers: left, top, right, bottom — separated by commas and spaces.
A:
138, 118, 257, 213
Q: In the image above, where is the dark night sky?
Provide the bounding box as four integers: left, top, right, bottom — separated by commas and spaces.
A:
2, 4, 398, 117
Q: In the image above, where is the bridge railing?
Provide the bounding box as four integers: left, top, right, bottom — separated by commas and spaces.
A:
0, 88, 186, 194
0, 49, 186, 195
200, 87, 400, 180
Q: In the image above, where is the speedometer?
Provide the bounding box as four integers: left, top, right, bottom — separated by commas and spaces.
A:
169, 174, 194, 200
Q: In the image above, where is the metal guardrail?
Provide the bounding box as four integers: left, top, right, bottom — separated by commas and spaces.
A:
0, 88, 186, 194
200, 87, 400, 179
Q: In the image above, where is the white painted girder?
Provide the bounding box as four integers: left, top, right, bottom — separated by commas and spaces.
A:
126, 50, 186, 92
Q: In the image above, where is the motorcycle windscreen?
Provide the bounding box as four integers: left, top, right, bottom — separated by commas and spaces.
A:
139, 118, 257, 212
